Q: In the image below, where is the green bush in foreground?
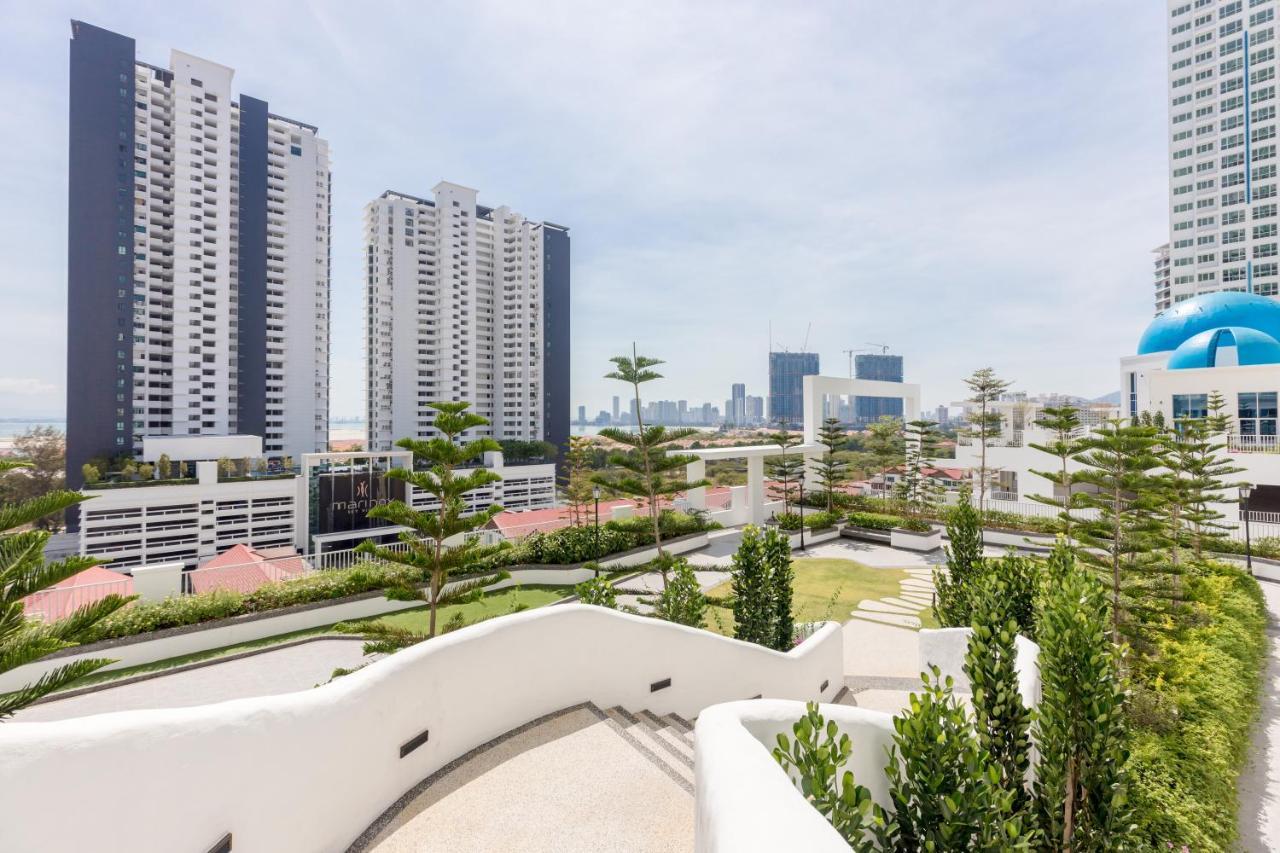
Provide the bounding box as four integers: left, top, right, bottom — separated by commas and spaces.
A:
1125, 563, 1267, 849
574, 576, 617, 608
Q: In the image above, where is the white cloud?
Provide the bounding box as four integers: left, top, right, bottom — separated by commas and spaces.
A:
0, 377, 58, 396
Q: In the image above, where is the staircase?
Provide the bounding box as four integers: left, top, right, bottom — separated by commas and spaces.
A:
351, 703, 697, 853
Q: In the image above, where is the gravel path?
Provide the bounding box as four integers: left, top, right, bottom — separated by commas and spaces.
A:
1238, 579, 1280, 851
13, 638, 376, 722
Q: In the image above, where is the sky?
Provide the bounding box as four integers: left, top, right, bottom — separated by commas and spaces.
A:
0, 0, 1167, 420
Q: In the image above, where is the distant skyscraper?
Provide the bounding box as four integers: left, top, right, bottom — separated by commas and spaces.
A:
612, 395, 620, 424
1153, 243, 1171, 312
577, 405, 586, 425
768, 352, 819, 426
854, 354, 904, 424
364, 182, 570, 452
935, 405, 949, 426
66, 20, 332, 488
1163, 3, 1280, 310
731, 383, 746, 425
746, 395, 765, 424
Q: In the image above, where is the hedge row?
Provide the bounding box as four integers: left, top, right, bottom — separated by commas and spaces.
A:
84, 562, 421, 642
1125, 563, 1268, 848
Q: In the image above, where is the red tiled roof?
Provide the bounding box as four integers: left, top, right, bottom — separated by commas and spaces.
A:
21, 566, 134, 622
488, 485, 744, 539
190, 544, 310, 594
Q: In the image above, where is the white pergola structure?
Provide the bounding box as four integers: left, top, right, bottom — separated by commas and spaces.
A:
801, 375, 921, 444
674, 374, 922, 525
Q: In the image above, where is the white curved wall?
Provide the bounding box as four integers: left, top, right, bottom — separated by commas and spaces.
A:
695, 700, 896, 853
0, 605, 843, 853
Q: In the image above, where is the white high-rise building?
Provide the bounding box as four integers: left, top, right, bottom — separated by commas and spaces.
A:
364, 182, 570, 450
1163, 1, 1280, 312
67, 21, 331, 483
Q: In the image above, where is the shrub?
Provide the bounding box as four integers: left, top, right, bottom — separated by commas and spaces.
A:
1125, 563, 1267, 848
772, 702, 887, 847
732, 525, 775, 646
894, 517, 932, 533
574, 576, 617, 608
772, 512, 803, 531
652, 558, 706, 628
1034, 551, 1132, 848
515, 525, 634, 564
605, 509, 719, 544
935, 494, 985, 627
802, 510, 842, 530
885, 665, 1034, 850
86, 562, 421, 642
845, 510, 901, 531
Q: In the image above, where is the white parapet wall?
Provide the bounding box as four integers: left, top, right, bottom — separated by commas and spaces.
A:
695, 629, 1043, 853
0, 605, 844, 853
695, 700, 895, 853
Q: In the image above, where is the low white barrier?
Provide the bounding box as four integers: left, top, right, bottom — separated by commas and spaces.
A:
917, 627, 1041, 708
0, 605, 844, 853
695, 700, 894, 853
695, 628, 1043, 853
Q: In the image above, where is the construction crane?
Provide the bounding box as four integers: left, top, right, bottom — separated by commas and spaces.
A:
842, 347, 873, 378
865, 342, 891, 355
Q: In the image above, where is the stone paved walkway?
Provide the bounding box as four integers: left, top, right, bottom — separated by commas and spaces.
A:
13, 638, 376, 722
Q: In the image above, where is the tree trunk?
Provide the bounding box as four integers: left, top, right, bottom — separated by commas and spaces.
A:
629, 344, 666, 588
1063, 755, 1077, 851
1111, 483, 1122, 647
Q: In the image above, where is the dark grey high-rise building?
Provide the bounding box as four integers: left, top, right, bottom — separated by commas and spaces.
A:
768, 352, 819, 426
66, 21, 331, 496
854, 354, 904, 424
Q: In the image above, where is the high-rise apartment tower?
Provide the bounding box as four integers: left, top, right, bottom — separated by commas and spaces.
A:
66, 21, 331, 487
364, 182, 570, 451
1162, 1, 1280, 311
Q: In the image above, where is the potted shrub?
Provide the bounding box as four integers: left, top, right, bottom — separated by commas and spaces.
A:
890, 516, 941, 551
841, 510, 898, 542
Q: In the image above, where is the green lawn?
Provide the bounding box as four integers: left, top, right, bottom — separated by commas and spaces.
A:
58, 584, 571, 694
364, 584, 568, 632
706, 557, 937, 633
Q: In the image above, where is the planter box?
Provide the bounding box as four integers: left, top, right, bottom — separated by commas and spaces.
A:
891, 526, 942, 552
981, 528, 1055, 550
803, 527, 840, 545
840, 525, 892, 544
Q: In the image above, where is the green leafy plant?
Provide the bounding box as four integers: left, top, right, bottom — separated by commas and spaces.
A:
772, 512, 803, 531
812, 417, 850, 513
651, 557, 706, 628
1033, 545, 1134, 850
802, 510, 842, 530
772, 701, 887, 848
574, 576, 617, 608
883, 665, 1034, 851
845, 510, 902, 531
934, 485, 985, 627
731, 524, 775, 646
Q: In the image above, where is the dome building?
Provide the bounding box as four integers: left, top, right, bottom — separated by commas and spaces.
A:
1121, 292, 1280, 436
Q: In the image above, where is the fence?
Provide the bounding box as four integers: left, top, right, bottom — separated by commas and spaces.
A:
22, 578, 134, 622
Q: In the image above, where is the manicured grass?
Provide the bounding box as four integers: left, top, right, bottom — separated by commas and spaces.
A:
59, 584, 571, 693
707, 557, 937, 633
358, 584, 569, 632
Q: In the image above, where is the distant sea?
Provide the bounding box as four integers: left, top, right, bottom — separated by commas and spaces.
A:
0, 420, 65, 438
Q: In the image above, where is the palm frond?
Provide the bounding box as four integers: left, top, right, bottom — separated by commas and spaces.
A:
0, 657, 114, 719
3, 553, 103, 602
46, 593, 135, 642
0, 490, 91, 535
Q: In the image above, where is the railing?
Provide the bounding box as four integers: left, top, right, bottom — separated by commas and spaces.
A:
22, 578, 134, 622
955, 431, 1024, 448
1227, 433, 1280, 453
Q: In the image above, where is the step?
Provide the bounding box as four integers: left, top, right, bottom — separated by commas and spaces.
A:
850, 610, 922, 629
637, 710, 695, 761
603, 707, 694, 791
857, 599, 919, 615
880, 596, 929, 611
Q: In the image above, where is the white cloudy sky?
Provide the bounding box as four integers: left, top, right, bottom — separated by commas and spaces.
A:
0, 1, 1166, 419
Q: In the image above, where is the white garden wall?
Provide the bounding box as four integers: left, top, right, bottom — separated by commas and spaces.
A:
695, 700, 895, 853
0, 605, 844, 853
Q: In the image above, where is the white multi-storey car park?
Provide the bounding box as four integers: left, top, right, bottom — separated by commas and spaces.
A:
77, 435, 555, 570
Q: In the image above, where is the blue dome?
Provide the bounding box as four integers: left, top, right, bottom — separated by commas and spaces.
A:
1167, 326, 1280, 369
1137, 291, 1280, 354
